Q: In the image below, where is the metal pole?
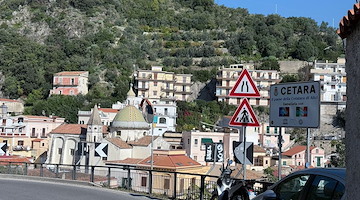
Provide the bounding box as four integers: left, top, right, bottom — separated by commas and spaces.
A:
151, 123, 154, 170
278, 128, 282, 180
243, 126, 246, 180
306, 128, 311, 168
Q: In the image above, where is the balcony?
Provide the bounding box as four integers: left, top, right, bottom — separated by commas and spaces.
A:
161, 87, 175, 92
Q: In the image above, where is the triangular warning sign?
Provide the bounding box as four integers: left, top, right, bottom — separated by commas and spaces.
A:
229, 69, 260, 97
229, 98, 260, 127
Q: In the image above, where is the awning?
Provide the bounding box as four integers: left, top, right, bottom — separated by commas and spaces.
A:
201, 138, 213, 144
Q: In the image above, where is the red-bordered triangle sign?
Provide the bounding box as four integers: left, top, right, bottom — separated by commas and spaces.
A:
229, 69, 260, 97
229, 98, 260, 127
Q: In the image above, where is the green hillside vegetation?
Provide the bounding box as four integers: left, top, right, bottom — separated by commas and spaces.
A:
0, 0, 343, 124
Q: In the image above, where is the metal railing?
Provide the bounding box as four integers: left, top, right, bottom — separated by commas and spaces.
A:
0, 161, 273, 199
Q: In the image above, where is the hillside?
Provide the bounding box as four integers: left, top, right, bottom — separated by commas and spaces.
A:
0, 0, 343, 121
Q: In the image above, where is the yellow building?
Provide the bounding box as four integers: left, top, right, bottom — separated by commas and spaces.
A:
134, 66, 193, 101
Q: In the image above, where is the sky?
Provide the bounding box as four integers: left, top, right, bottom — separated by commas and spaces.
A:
216, 0, 355, 28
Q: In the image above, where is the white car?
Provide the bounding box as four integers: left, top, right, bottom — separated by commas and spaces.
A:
253, 168, 345, 200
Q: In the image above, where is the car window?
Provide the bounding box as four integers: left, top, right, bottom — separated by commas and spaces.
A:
306, 175, 344, 200
275, 175, 310, 200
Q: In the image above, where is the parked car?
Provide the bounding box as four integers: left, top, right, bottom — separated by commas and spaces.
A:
253, 168, 345, 200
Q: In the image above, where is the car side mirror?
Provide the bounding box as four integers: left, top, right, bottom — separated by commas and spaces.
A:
263, 190, 277, 200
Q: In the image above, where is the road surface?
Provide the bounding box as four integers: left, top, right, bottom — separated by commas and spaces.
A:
0, 178, 153, 200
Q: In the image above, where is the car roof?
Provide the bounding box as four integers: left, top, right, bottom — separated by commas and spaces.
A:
287, 168, 345, 183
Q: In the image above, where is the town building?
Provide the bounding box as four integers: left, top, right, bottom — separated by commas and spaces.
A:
0, 99, 24, 115
134, 66, 193, 101
48, 105, 173, 166
0, 114, 64, 161
49, 71, 89, 96
311, 58, 346, 104
216, 64, 281, 106
282, 145, 325, 168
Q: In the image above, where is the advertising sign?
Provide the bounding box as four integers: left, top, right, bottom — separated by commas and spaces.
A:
269, 81, 320, 128
205, 143, 224, 162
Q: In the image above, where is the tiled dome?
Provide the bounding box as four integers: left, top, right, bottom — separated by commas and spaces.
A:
112, 105, 149, 129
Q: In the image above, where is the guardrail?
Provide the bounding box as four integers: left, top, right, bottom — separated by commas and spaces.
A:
0, 161, 273, 200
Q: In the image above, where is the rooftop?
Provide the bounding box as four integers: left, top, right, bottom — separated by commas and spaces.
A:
337, 3, 360, 39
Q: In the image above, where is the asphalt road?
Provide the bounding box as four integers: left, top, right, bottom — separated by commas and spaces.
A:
0, 178, 154, 200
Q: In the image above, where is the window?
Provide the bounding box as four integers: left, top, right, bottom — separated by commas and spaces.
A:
102, 157, 107, 161
153, 91, 157, 96
19, 128, 22, 133
117, 131, 121, 136
159, 118, 166, 124
70, 149, 74, 155
18, 118, 24, 123
266, 126, 270, 134
275, 175, 310, 200
58, 148, 62, 155
18, 141, 24, 146
194, 156, 197, 161
164, 179, 170, 190
275, 127, 278, 134
42, 143, 45, 147
331, 85, 335, 89
71, 78, 75, 85
254, 156, 263, 166
141, 177, 147, 187
306, 175, 344, 200
194, 139, 198, 145
42, 128, 46, 137
187, 138, 190, 144
283, 161, 287, 165
154, 81, 158, 86
164, 108, 168, 115
316, 149, 319, 154
320, 75, 324, 81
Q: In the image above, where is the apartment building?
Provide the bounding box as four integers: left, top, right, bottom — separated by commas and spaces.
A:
50, 71, 89, 95
311, 58, 346, 103
216, 64, 281, 106
134, 66, 193, 101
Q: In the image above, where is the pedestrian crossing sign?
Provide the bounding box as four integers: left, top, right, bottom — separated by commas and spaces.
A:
229, 69, 260, 97
229, 98, 260, 127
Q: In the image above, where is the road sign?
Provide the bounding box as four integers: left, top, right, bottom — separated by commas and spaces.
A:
229, 69, 260, 97
233, 141, 253, 165
95, 143, 108, 157
269, 81, 320, 128
229, 98, 260, 127
0, 143, 6, 155
205, 143, 224, 163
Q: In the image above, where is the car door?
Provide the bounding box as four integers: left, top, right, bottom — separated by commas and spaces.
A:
273, 174, 311, 200
304, 175, 345, 200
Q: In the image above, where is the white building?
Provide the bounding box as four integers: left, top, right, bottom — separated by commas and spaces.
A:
311, 58, 346, 103
216, 64, 281, 106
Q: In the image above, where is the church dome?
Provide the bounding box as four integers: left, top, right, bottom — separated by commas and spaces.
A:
112, 105, 149, 129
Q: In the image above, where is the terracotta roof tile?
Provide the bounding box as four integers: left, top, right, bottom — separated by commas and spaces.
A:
0, 156, 32, 163
106, 158, 142, 165
0, 98, 20, 103
128, 136, 159, 146
283, 145, 316, 156
50, 124, 108, 135
106, 138, 132, 149
99, 108, 119, 113
254, 145, 266, 153
337, 3, 360, 39
55, 71, 88, 76
138, 154, 201, 169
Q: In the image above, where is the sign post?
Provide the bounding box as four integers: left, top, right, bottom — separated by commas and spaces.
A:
270, 81, 320, 172
229, 69, 260, 180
